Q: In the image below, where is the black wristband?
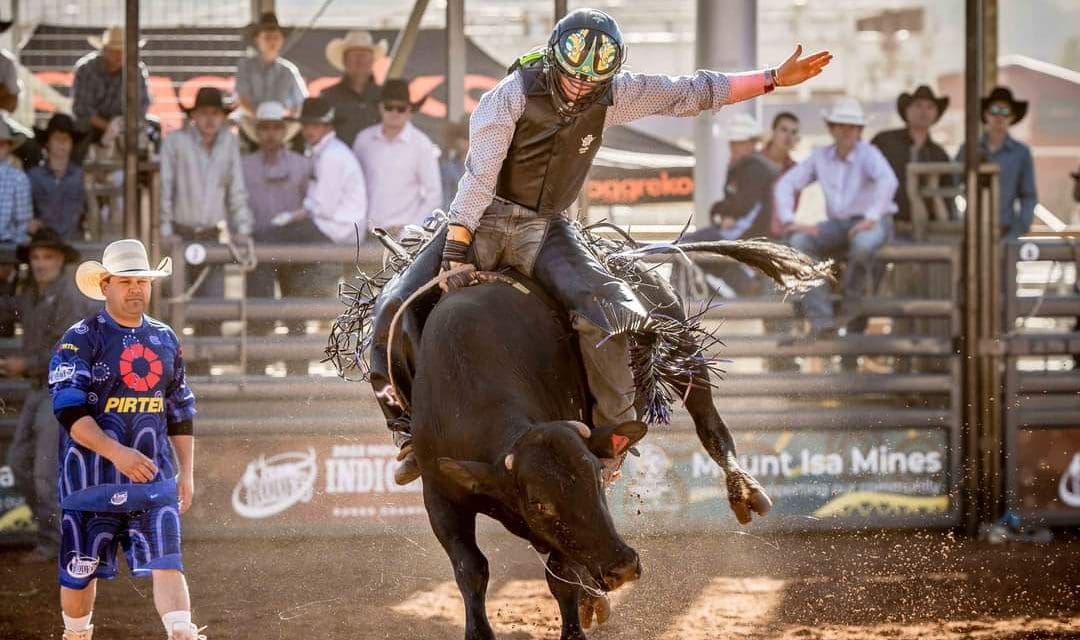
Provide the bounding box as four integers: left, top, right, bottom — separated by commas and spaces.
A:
443, 238, 469, 265
57, 406, 92, 432
168, 419, 194, 436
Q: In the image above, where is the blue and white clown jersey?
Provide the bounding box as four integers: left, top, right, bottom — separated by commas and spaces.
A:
48, 310, 196, 512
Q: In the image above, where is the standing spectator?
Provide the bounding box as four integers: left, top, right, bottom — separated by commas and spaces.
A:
321, 31, 387, 147
235, 11, 306, 143
276, 97, 366, 244
872, 85, 951, 234
957, 86, 1036, 239
440, 118, 469, 210
353, 79, 441, 235
160, 87, 252, 357
241, 101, 327, 375
774, 97, 898, 337
0, 119, 31, 244
1, 229, 95, 564
52, 238, 203, 640
0, 260, 15, 336
28, 114, 86, 241
71, 26, 150, 151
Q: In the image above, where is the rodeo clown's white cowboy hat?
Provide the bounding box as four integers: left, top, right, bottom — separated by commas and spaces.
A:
727, 112, 763, 142
75, 239, 172, 301
325, 30, 388, 72
88, 26, 147, 50
822, 97, 868, 127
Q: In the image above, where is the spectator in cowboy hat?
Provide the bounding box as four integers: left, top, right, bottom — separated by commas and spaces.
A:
872, 85, 952, 232
0, 228, 96, 564
275, 97, 366, 245
774, 97, 897, 338
956, 86, 1037, 239
241, 101, 328, 375
235, 11, 307, 118
28, 114, 87, 241
160, 86, 252, 356
0, 119, 31, 245
71, 26, 150, 145
321, 30, 388, 147
353, 78, 441, 235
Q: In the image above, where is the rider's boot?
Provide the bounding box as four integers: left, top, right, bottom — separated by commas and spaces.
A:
392, 426, 421, 485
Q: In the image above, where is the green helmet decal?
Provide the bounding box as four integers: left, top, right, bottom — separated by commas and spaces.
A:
553, 28, 621, 82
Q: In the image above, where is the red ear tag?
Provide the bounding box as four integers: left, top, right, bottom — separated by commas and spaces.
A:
611, 434, 630, 455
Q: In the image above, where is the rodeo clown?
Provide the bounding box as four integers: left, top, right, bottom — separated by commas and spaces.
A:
48, 239, 202, 640
374, 7, 831, 484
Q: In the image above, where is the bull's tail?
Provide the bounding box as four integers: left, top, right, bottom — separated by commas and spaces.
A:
611, 239, 835, 294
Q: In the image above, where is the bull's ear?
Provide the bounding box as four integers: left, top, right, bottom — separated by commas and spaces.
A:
587, 420, 648, 458
437, 458, 503, 496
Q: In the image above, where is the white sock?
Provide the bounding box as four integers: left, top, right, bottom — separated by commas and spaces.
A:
162, 610, 191, 636
62, 611, 93, 632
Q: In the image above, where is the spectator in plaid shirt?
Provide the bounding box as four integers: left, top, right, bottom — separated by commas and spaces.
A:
71, 27, 150, 143
0, 119, 31, 244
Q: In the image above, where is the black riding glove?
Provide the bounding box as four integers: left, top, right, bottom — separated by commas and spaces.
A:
440, 223, 475, 291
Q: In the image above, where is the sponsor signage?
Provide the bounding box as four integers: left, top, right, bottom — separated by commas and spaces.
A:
587, 168, 695, 206
0, 434, 31, 537
1015, 428, 1080, 513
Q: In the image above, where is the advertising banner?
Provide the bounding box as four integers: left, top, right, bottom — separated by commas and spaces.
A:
0, 433, 33, 539
1015, 428, 1080, 515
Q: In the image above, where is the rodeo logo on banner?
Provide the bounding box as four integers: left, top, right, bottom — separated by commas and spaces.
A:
232, 449, 318, 519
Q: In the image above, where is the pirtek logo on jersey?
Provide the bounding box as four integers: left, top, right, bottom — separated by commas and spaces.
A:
119, 343, 163, 391
104, 397, 165, 413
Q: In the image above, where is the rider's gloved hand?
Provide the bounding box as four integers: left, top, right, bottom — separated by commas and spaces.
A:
440, 223, 475, 292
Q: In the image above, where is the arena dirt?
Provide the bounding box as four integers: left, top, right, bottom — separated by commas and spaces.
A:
2, 529, 1078, 639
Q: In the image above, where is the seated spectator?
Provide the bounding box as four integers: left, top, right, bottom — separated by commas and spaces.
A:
322, 31, 387, 147
774, 97, 898, 338
0, 260, 15, 336
956, 86, 1036, 240
241, 101, 327, 375
236, 11, 306, 143
278, 97, 367, 244
0, 228, 97, 563
160, 86, 252, 358
440, 117, 470, 210
28, 114, 86, 241
872, 85, 951, 237
0, 119, 31, 245
71, 26, 150, 153
353, 79, 441, 236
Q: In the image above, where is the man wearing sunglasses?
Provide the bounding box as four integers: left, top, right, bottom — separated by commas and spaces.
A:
375, 7, 831, 486
353, 78, 442, 237
956, 86, 1037, 239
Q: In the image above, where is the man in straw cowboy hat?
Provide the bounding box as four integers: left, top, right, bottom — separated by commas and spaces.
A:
72, 26, 150, 144
49, 238, 204, 640
2, 228, 96, 565
29, 113, 88, 241
322, 30, 388, 146
774, 96, 898, 338
871, 84, 952, 231
0, 118, 30, 244
956, 85, 1037, 239
236, 12, 307, 118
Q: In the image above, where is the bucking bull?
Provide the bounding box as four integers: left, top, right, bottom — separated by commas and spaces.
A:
327, 221, 830, 640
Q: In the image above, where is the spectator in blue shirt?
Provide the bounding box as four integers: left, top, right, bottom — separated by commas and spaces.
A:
956, 86, 1037, 239
0, 119, 31, 244
439, 117, 469, 210
29, 114, 87, 241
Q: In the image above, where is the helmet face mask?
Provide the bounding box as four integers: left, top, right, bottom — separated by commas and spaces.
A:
545, 8, 626, 115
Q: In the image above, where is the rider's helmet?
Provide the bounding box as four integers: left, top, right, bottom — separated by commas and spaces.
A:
545, 8, 627, 115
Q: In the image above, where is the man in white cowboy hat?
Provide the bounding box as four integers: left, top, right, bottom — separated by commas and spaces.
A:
321, 30, 388, 146
49, 239, 204, 640
0, 118, 31, 244
241, 100, 328, 374
235, 12, 307, 119
774, 96, 898, 338
72, 26, 150, 144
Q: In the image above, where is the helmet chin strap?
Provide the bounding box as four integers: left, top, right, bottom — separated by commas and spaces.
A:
545, 57, 609, 118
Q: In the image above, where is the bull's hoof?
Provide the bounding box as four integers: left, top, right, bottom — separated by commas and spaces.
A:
579, 593, 611, 630
394, 450, 422, 485
727, 467, 773, 524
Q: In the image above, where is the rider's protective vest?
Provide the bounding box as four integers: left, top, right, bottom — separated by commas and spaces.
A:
495, 56, 612, 216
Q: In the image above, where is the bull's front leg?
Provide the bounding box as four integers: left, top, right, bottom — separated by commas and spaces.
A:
544, 552, 594, 640
424, 487, 495, 640
630, 268, 772, 524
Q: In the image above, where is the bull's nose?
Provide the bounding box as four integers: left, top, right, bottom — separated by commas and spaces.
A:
602, 554, 641, 591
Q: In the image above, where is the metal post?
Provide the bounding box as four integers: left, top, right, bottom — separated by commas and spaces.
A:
445, 0, 466, 123
983, 0, 998, 93
694, 0, 755, 230
122, 0, 139, 240
387, 0, 432, 80
554, 0, 568, 21
961, 0, 984, 537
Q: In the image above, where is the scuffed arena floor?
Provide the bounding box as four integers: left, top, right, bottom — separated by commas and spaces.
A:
2, 530, 1079, 639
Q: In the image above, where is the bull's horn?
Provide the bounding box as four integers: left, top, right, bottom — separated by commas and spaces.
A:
567, 421, 591, 439
504, 454, 515, 470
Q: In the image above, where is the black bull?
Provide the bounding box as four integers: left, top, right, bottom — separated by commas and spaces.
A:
378, 233, 775, 640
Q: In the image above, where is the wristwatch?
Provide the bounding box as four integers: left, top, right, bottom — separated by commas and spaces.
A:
764, 68, 778, 93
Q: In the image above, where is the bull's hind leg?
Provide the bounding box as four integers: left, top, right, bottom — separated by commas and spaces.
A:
544, 552, 592, 640
631, 267, 773, 524
423, 487, 495, 640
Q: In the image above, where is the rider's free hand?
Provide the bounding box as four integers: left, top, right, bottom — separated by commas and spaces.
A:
775, 44, 832, 87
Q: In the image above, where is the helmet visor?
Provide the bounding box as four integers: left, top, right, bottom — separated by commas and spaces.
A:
553, 28, 621, 82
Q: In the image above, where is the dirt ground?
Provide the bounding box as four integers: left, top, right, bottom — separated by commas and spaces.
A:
1, 528, 1078, 640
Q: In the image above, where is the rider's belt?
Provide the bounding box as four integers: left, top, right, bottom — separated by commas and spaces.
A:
490, 196, 545, 218
173, 223, 219, 241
